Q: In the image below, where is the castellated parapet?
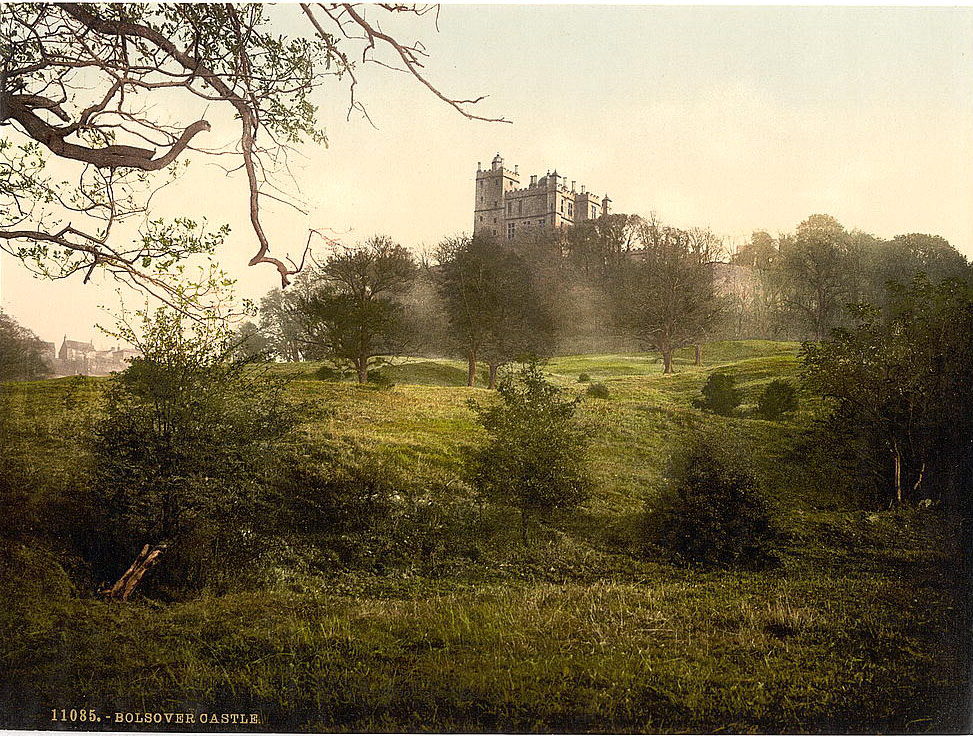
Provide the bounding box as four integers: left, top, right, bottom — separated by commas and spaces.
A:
473, 153, 612, 240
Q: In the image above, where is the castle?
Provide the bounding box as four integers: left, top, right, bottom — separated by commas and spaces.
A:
474, 153, 611, 239
44, 337, 140, 376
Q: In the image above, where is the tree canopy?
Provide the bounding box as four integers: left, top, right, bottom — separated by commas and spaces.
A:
0, 3, 504, 310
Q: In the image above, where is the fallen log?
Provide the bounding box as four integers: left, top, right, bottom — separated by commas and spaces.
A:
101, 543, 166, 601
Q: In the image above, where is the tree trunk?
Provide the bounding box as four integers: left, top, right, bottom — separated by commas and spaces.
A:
467, 351, 477, 387
892, 440, 902, 507
101, 544, 166, 602
662, 349, 673, 374
488, 363, 499, 390
356, 360, 368, 384
694, 344, 702, 366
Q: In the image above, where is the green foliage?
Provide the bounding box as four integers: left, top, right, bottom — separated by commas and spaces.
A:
647, 430, 779, 569
435, 235, 554, 384
757, 379, 798, 420
272, 444, 477, 575
366, 370, 396, 390
467, 363, 590, 544
577, 372, 591, 383
586, 382, 610, 399
0, 311, 52, 381
305, 236, 417, 383
88, 308, 298, 595
693, 372, 741, 415
801, 274, 973, 508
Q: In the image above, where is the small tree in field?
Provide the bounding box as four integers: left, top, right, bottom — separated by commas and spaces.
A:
757, 380, 798, 420
89, 308, 298, 598
693, 372, 741, 416
648, 430, 778, 569
466, 363, 590, 545
304, 236, 417, 384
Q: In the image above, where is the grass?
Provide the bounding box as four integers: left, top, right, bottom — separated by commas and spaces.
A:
0, 340, 967, 732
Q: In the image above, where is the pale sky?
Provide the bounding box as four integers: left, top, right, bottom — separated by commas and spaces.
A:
2, 4, 972, 346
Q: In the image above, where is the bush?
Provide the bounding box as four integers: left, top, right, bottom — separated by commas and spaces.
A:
273, 444, 477, 574
647, 430, 778, 569
757, 379, 798, 420
693, 372, 741, 415
467, 363, 590, 546
366, 370, 396, 390
577, 373, 591, 383
586, 382, 610, 399
88, 309, 299, 597
314, 364, 344, 381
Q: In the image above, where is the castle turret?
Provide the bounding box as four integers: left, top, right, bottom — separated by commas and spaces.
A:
474, 152, 520, 238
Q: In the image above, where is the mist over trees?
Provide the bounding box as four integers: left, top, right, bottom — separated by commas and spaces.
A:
0, 312, 52, 381
240, 213, 969, 382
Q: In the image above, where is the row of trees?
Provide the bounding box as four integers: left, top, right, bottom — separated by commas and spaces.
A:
0, 312, 52, 382
240, 213, 969, 381
731, 215, 970, 339
242, 216, 726, 381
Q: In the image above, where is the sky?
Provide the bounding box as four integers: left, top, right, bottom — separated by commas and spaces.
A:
2, 3, 972, 347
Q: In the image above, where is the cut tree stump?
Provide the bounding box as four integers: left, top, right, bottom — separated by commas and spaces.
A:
101, 543, 166, 601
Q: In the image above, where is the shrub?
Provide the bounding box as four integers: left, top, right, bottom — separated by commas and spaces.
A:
314, 364, 344, 381
577, 373, 591, 383
467, 363, 591, 546
88, 308, 299, 597
693, 372, 741, 415
273, 444, 477, 574
366, 370, 396, 390
647, 430, 778, 569
586, 382, 610, 399
757, 379, 798, 420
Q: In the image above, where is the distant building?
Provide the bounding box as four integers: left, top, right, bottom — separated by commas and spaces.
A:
474, 153, 611, 240
54, 337, 139, 376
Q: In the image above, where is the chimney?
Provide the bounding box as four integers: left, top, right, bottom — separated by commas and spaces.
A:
477, 161, 482, 172
530, 175, 537, 186
514, 164, 519, 175
571, 180, 576, 192
581, 184, 586, 194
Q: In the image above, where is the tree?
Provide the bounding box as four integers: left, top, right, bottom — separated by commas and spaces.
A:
435, 235, 553, 388
647, 429, 778, 569
778, 214, 856, 340
868, 234, 970, 307
305, 236, 417, 383
801, 274, 973, 509
693, 373, 741, 416
0, 311, 52, 381
258, 269, 322, 362
231, 320, 272, 362
466, 363, 590, 545
88, 307, 298, 597
0, 4, 505, 308
615, 219, 724, 374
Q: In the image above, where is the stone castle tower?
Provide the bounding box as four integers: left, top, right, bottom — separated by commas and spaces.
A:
473, 153, 611, 239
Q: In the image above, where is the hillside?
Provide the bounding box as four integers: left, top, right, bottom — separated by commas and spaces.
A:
0, 341, 967, 732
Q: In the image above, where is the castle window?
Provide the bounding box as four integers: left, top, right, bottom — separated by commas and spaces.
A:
591, 206, 597, 218
507, 222, 515, 239
539, 218, 546, 226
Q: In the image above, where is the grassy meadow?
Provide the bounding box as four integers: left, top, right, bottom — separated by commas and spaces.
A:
0, 340, 968, 732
